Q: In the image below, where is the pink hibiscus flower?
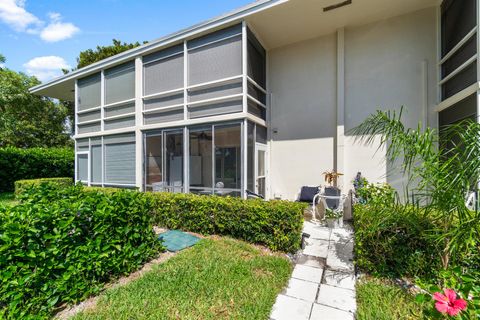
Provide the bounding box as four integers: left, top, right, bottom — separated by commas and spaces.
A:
433, 289, 467, 316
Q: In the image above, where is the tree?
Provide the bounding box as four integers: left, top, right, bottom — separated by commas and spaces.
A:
352, 108, 480, 269
0, 65, 71, 148
76, 39, 146, 69
0, 53, 5, 64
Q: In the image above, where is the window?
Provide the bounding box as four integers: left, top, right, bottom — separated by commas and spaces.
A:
104, 134, 136, 185
187, 24, 242, 85
440, 0, 477, 100
78, 73, 101, 111
104, 62, 135, 105
144, 130, 184, 192
144, 45, 184, 96
77, 154, 88, 183
189, 123, 242, 196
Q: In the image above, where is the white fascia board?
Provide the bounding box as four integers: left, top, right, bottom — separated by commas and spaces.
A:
30, 0, 287, 95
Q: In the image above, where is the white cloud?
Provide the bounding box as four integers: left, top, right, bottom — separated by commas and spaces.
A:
23, 56, 70, 82
0, 1, 79, 42
40, 20, 79, 42
0, 0, 42, 32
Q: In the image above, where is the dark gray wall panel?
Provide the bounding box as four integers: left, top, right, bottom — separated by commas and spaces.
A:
77, 154, 88, 181
91, 145, 102, 183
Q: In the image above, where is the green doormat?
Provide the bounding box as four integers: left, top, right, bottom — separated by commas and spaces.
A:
158, 230, 200, 252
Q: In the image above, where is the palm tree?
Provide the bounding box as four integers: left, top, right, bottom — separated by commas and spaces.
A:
351, 108, 480, 269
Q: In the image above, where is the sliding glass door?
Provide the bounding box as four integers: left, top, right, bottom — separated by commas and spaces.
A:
144, 129, 184, 192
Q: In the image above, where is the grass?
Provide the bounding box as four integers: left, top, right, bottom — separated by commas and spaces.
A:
73, 238, 292, 320
356, 277, 425, 320
0, 192, 17, 207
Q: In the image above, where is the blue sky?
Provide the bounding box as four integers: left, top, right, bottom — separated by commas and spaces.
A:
0, 0, 252, 82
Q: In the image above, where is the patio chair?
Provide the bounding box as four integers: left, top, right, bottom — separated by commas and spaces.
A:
313, 186, 347, 222
465, 190, 477, 211
297, 186, 321, 219
246, 189, 264, 199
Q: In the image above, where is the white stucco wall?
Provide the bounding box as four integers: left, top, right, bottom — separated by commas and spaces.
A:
267, 7, 437, 200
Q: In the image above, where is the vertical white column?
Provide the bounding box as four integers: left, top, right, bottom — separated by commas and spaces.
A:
100, 70, 105, 131
242, 20, 248, 198
336, 28, 345, 190
242, 20, 248, 114
135, 56, 144, 190
74, 79, 79, 183
183, 40, 189, 193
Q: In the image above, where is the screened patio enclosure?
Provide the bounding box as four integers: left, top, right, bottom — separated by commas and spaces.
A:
144, 121, 267, 198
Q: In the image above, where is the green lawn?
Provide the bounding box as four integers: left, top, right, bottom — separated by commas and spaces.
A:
73, 238, 292, 320
0, 192, 17, 207
356, 277, 425, 320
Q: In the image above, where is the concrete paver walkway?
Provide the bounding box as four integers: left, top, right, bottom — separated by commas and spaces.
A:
270, 221, 356, 320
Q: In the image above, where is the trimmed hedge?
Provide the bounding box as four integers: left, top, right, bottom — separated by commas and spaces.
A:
14, 177, 73, 197
0, 183, 162, 319
147, 192, 306, 253
0, 147, 74, 192
354, 203, 441, 278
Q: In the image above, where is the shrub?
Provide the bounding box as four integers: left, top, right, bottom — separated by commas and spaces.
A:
354, 203, 441, 278
0, 183, 162, 319
147, 192, 306, 253
14, 177, 73, 197
0, 147, 74, 192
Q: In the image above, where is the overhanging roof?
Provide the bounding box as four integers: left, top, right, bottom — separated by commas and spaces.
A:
31, 0, 439, 101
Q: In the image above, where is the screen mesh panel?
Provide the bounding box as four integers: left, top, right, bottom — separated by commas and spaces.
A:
91, 145, 102, 183
76, 138, 89, 151
441, 0, 476, 56
247, 99, 266, 120
78, 110, 101, 123
144, 54, 184, 95
188, 81, 242, 102
188, 99, 242, 119
78, 122, 101, 134
105, 142, 136, 185
256, 125, 267, 144
144, 109, 184, 124
442, 37, 476, 78
439, 94, 477, 126
105, 102, 135, 118
187, 24, 242, 50
247, 29, 266, 88
247, 81, 266, 104
104, 117, 135, 130
105, 61, 135, 105
78, 73, 101, 111
442, 62, 477, 99
247, 122, 254, 191
104, 133, 135, 144
143, 93, 184, 111
77, 154, 88, 182
188, 35, 242, 85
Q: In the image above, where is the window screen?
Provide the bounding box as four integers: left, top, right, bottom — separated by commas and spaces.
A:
188, 99, 243, 119
105, 62, 135, 105
188, 80, 242, 103
91, 145, 102, 183
144, 45, 184, 96
188, 25, 242, 85
105, 142, 136, 185
77, 154, 88, 182
78, 73, 101, 111
247, 29, 266, 88
441, 0, 476, 56
442, 62, 477, 99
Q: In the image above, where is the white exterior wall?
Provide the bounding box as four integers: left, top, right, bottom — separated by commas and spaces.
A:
268, 7, 438, 200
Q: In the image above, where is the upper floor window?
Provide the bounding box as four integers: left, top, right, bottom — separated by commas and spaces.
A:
104, 61, 135, 105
